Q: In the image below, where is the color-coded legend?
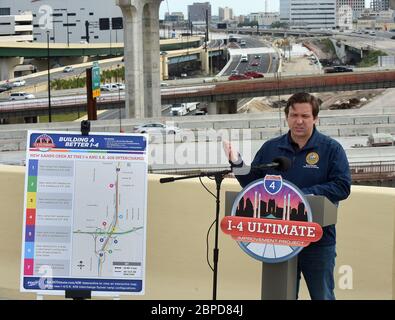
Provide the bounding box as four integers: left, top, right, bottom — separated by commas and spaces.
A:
24, 159, 38, 275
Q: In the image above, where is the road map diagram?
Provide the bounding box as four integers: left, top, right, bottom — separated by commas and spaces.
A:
21, 131, 148, 295
72, 161, 146, 278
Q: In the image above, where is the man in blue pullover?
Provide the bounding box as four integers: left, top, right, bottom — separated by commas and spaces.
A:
224, 92, 351, 300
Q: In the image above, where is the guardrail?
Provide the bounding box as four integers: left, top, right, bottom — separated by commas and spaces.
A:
350, 160, 395, 182
150, 161, 395, 183
0, 92, 125, 116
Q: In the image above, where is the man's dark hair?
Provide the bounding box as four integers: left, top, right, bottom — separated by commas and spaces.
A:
285, 92, 320, 118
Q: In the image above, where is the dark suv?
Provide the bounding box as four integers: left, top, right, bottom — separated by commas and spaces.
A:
325, 66, 353, 73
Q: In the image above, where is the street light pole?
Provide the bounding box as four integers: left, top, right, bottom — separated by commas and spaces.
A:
53, 20, 56, 43
46, 30, 52, 122
66, 10, 70, 46
117, 64, 122, 132
75, 70, 86, 119
119, 85, 122, 132
276, 71, 282, 135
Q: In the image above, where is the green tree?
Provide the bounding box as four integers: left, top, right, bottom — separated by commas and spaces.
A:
237, 21, 258, 28
271, 21, 289, 29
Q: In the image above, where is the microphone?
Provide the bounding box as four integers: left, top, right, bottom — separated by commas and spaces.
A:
160, 177, 175, 183
252, 156, 291, 172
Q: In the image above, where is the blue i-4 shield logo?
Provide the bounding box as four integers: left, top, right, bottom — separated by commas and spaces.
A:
263, 175, 283, 195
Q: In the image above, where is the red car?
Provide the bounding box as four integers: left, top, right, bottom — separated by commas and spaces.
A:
244, 71, 264, 78
228, 74, 253, 81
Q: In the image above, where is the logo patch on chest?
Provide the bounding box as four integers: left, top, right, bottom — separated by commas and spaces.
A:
304, 152, 320, 169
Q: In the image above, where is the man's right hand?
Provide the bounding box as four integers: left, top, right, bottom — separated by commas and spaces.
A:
222, 140, 239, 163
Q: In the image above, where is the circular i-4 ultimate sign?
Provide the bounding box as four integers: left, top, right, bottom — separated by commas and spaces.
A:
221, 175, 323, 263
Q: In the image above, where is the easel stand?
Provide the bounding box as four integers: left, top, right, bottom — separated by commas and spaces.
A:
64, 122, 93, 300
81, 120, 90, 135
65, 290, 92, 300
160, 169, 232, 300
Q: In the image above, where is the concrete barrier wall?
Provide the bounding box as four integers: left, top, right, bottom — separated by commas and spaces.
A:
319, 117, 355, 126
249, 119, 286, 128
339, 126, 377, 136
354, 116, 389, 125
0, 165, 394, 300
317, 127, 340, 137
1, 114, 395, 142
378, 126, 395, 134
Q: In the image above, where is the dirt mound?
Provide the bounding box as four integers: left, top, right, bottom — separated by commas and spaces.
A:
302, 39, 337, 62
239, 98, 275, 113
239, 90, 385, 113
318, 89, 385, 110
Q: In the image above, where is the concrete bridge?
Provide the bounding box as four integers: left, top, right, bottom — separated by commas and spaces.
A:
0, 38, 203, 58
0, 36, 204, 80
162, 70, 395, 113
222, 27, 332, 38
0, 70, 394, 122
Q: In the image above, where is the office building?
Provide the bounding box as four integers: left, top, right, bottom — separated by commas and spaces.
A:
0, 11, 33, 42
370, 0, 390, 11
218, 7, 233, 22
249, 12, 280, 27
337, 0, 366, 19
0, 0, 124, 43
164, 12, 184, 23
188, 2, 211, 23
280, 0, 336, 30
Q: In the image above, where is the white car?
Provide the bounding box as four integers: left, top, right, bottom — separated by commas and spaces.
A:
9, 92, 35, 100
100, 83, 118, 91
240, 55, 248, 62
115, 83, 125, 90
63, 66, 74, 73
12, 80, 26, 87
133, 123, 180, 135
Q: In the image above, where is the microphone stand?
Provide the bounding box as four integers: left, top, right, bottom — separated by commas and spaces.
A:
160, 168, 232, 301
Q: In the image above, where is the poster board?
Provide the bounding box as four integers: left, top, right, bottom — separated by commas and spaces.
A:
20, 130, 148, 296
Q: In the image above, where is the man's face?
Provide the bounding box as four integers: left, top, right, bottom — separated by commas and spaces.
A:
286, 102, 317, 141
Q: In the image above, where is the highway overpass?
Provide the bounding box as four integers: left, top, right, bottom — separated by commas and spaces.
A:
0, 37, 203, 58
1, 70, 394, 120
217, 27, 332, 38
0, 36, 204, 80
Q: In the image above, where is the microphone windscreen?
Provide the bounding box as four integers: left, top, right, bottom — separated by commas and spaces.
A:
272, 156, 291, 172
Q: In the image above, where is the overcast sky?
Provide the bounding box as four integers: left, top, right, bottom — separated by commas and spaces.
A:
159, 0, 371, 18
